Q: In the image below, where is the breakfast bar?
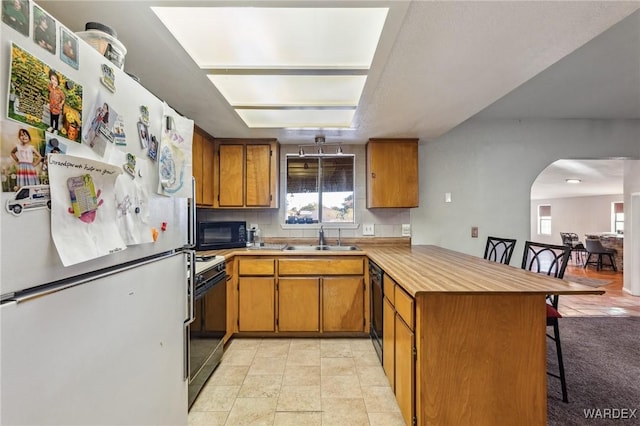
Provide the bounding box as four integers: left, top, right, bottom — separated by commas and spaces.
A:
365, 245, 604, 425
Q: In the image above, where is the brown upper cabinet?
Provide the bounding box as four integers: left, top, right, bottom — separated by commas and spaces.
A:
213, 139, 279, 209
191, 126, 215, 206
366, 138, 419, 208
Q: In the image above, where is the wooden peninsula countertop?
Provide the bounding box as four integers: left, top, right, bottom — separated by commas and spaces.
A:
202, 244, 603, 297
364, 245, 604, 296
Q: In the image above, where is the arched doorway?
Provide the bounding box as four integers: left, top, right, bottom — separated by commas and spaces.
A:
530, 159, 640, 314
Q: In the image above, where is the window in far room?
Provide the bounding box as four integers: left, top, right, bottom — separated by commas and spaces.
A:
285, 154, 355, 224
612, 202, 624, 233
538, 204, 551, 235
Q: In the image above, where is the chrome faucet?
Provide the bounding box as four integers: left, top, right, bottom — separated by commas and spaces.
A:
318, 226, 326, 246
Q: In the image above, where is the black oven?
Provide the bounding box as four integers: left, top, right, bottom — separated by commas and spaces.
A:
195, 220, 247, 250
188, 259, 226, 408
369, 260, 383, 363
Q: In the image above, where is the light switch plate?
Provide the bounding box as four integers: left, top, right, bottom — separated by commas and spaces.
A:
445, 192, 452, 203
363, 223, 375, 236
402, 224, 411, 236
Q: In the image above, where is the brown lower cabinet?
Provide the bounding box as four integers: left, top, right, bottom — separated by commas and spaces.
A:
233, 256, 366, 334
383, 274, 416, 425
394, 315, 415, 425
382, 297, 395, 389
278, 278, 320, 332
322, 277, 364, 332
237, 277, 275, 332
237, 258, 276, 332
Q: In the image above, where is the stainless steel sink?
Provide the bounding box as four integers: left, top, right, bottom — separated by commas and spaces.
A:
320, 245, 359, 251
283, 245, 359, 251
283, 245, 323, 251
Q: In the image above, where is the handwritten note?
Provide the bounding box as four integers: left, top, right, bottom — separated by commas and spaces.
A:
48, 154, 125, 266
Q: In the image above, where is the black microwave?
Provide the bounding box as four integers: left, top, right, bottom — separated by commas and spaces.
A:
196, 220, 247, 251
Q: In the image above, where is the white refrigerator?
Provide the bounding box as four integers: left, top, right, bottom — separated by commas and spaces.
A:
1, 2, 194, 424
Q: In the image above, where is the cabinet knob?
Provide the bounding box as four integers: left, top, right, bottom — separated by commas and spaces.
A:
371, 172, 376, 179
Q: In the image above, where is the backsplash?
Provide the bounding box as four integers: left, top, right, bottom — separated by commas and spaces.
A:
196, 144, 411, 240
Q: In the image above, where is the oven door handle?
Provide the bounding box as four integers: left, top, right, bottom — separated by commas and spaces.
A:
183, 322, 190, 381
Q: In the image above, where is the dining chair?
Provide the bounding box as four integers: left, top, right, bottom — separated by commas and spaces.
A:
584, 238, 617, 272
521, 241, 571, 403
483, 236, 517, 265
560, 232, 586, 265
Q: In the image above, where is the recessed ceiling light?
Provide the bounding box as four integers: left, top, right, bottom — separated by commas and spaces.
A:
566, 179, 582, 184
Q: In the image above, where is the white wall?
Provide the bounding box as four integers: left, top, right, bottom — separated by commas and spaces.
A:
412, 118, 640, 283
529, 194, 623, 246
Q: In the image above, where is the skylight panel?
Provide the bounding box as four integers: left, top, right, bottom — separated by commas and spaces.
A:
207, 75, 367, 107
236, 109, 355, 128
152, 7, 388, 69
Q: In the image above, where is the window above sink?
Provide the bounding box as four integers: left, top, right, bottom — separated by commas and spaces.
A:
284, 154, 355, 226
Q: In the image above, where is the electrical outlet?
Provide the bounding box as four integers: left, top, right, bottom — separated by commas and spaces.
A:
402, 224, 411, 237
471, 226, 478, 238
362, 223, 375, 236
445, 192, 452, 203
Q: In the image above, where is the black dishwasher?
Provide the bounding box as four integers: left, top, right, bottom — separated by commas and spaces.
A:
369, 261, 383, 363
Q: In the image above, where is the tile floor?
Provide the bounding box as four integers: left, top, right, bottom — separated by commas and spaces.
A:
188, 337, 404, 426
559, 266, 640, 317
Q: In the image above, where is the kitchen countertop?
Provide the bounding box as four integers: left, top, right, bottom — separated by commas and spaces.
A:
194, 255, 226, 275
196, 246, 367, 260
365, 245, 604, 296
197, 244, 603, 297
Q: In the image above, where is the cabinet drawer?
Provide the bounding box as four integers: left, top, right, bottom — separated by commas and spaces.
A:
279, 258, 364, 276
394, 285, 414, 329
238, 259, 275, 276
383, 274, 396, 305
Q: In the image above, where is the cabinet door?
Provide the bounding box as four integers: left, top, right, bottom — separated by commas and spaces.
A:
201, 136, 215, 206
192, 128, 215, 206
367, 139, 419, 208
238, 277, 275, 331
218, 144, 244, 207
278, 278, 320, 332
322, 277, 364, 332
245, 144, 271, 207
382, 297, 395, 390
192, 130, 204, 203
395, 315, 415, 426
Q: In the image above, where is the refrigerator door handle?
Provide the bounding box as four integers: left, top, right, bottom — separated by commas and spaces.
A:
186, 250, 195, 324
187, 176, 196, 248
183, 322, 190, 382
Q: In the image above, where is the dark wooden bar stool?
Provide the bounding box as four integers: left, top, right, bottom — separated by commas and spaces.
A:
584, 238, 617, 272
483, 236, 517, 265
521, 241, 571, 403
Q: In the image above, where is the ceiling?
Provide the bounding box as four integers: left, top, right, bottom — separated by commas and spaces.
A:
37, 1, 640, 199
531, 159, 625, 200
